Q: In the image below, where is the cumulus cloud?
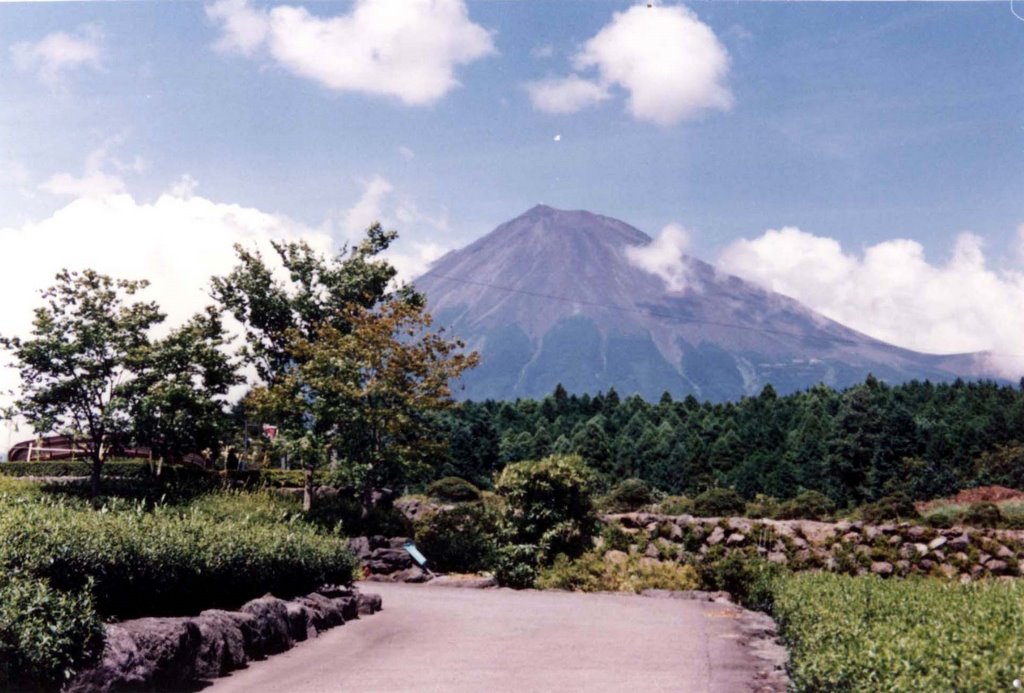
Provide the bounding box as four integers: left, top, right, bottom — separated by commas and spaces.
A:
527, 4, 731, 125
340, 175, 451, 279
625, 222, 696, 293
38, 141, 142, 199
525, 75, 609, 115
10, 24, 103, 85
206, 0, 495, 105
718, 227, 1024, 377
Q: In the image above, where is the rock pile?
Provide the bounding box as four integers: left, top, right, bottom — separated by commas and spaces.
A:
349, 535, 433, 583
67, 587, 381, 692
606, 513, 1024, 582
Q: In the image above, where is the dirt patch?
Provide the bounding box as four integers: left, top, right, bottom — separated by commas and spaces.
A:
916, 485, 1024, 512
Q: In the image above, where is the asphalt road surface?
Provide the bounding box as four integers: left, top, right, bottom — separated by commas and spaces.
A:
209, 582, 783, 693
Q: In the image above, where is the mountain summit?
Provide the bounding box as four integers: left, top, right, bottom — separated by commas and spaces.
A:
415, 206, 980, 401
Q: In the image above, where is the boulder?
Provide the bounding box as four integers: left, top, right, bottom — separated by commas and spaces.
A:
913, 543, 929, 557
638, 557, 661, 569
389, 536, 415, 549
366, 547, 414, 574
986, 559, 1011, 575
644, 543, 660, 559
368, 535, 389, 550
725, 532, 747, 547
604, 550, 629, 565
906, 526, 927, 540
834, 521, 852, 533
767, 551, 788, 565
706, 526, 726, 546
939, 564, 958, 579
919, 559, 935, 571
193, 609, 258, 678
357, 592, 383, 615
842, 532, 860, 544
285, 602, 315, 642
67, 618, 202, 692
240, 596, 293, 656
666, 522, 684, 541
295, 593, 345, 630
348, 536, 372, 559
870, 561, 893, 577
888, 535, 903, 546
395, 496, 441, 522
996, 545, 1015, 560
948, 534, 971, 551
928, 536, 947, 551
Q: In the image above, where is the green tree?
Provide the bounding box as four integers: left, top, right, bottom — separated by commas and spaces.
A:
216, 229, 476, 509
129, 308, 240, 467
1, 270, 163, 496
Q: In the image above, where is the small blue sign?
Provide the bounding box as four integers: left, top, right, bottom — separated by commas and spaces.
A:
404, 542, 428, 567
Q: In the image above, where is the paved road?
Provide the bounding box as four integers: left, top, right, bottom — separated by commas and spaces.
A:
209, 582, 783, 693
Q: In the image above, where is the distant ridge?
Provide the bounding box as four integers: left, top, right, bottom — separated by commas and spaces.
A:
416, 205, 988, 401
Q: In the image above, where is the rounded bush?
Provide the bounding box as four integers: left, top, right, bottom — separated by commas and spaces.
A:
426, 476, 482, 503
859, 494, 919, 524
692, 488, 746, 517
777, 490, 836, 521
493, 544, 539, 589
962, 501, 1004, 528
414, 504, 499, 573
601, 478, 656, 513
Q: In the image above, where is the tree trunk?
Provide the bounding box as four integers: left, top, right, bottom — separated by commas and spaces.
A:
303, 464, 314, 512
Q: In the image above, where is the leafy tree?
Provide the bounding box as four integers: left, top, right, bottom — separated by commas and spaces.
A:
128, 308, 240, 467
1, 270, 163, 495
217, 230, 476, 510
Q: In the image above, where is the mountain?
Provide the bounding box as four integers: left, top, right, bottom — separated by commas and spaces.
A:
415, 205, 987, 402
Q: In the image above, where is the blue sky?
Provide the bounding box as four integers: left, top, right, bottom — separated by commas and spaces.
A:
0, 0, 1023, 376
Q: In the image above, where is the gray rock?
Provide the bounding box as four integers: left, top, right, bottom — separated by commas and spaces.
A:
913, 543, 929, 557
906, 526, 927, 540
295, 593, 345, 631
67, 618, 202, 692
986, 559, 1011, 575
842, 532, 860, 544
389, 536, 414, 549
997, 545, 1015, 560
367, 547, 414, 574
888, 534, 903, 546
870, 561, 894, 577
285, 601, 315, 642
644, 543, 660, 558
767, 551, 788, 565
948, 534, 970, 551
358, 592, 383, 615
725, 532, 747, 547
193, 609, 258, 678
240, 596, 293, 656
928, 536, 947, 551
706, 526, 726, 546
348, 536, 372, 559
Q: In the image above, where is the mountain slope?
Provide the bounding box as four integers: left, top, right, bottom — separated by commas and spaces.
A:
416, 205, 985, 401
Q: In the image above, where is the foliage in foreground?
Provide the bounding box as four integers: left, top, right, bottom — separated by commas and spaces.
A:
773, 573, 1024, 691
0, 493, 357, 618
0, 575, 104, 690
536, 550, 699, 593
414, 503, 499, 573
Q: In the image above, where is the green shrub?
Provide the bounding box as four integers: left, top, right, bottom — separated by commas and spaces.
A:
495, 455, 597, 563
426, 476, 482, 503
859, 493, 919, 524
0, 575, 103, 689
599, 478, 656, 513
600, 522, 634, 553
774, 573, 1024, 691
0, 494, 358, 618
414, 504, 499, 573
304, 492, 413, 537
493, 543, 539, 589
656, 495, 693, 515
697, 552, 783, 612
744, 494, 780, 519
692, 488, 745, 517
776, 490, 836, 521
0, 460, 210, 481
962, 501, 1004, 528
536, 551, 699, 593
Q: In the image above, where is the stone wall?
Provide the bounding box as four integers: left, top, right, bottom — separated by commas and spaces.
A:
606, 513, 1024, 581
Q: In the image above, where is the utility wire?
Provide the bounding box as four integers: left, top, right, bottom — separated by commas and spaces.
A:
419, 269, 1024, 361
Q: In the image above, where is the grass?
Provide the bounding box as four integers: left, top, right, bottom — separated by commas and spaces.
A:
773, 572, 1024, 691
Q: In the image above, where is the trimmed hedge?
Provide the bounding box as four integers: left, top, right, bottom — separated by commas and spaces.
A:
0, 496, 358, 619
426, 476, 481, 503
0, 460, 210, 481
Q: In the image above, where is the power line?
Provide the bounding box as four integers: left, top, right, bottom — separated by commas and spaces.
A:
419, 270, 1024, 360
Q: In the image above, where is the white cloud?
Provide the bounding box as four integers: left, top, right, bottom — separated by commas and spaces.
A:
39, 142, 135, 199
1016, 224, 1024, 265
10, 24, 102, 85
625, 222, 696, 293
398, 145, 415, 161
527, 4, 731, 125
526, 75, 609, 115
0, 161, 29, 185
343, 175, 394, 238
206, 0, 495, 105
718, 227, 1024, 377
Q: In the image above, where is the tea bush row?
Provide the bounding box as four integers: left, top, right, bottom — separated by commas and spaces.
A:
0, 496, 358, 618
773, 572, 1024, 691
